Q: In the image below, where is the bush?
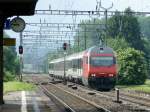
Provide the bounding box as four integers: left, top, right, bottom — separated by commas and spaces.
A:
117, 48, 147, 85
107, 36, 129, 51
4, 70, 15, 82
4, 46, 20, 82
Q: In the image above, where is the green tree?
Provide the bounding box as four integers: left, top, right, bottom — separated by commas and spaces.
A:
117, 48, 147, 85
107, 36, 129, 51
108, 7, 144, 51
107, 36, 149, 84
107, 11, 122, 38
138, 16, 150, 40
142, 38, 150, 76
138, 16, 150, 76
3, 34, 20, 81
3, 46, 20, 81
3, 47, 16, 73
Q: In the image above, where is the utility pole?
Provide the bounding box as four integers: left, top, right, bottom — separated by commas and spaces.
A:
44, 52, 49, 74
84, 25, 86, 50
20, 32, 23, 81
64, 52, 66, 85
0, 16, 6, 105
99, 0, 113, 46
77, 26, 80, 53
63, 43, 67, 85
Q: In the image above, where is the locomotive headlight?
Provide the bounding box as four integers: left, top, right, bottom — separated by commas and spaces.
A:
109, 74, 114, 77
91, 74, 96, 77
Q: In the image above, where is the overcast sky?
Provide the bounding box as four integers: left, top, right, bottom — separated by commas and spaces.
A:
35, 0, 150, 11
5, 0, 150, 42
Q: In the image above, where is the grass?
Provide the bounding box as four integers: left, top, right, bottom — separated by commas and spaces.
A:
117, 79, 150, 93
4, 81, 36, 94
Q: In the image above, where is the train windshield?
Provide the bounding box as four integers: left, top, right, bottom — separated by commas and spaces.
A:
90, 57, 114, 66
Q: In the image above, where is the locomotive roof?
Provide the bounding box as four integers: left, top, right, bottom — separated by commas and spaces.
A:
87, 46, 114, 54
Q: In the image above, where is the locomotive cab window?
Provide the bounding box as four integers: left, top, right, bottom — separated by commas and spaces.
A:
90, 57, 114, 66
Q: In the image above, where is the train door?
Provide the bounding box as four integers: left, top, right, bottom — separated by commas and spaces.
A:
82, 56, 89, 86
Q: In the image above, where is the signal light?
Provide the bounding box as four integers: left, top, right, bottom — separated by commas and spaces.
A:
19, 45, 23, 54
100, 47, 103, 50
63, 43, 67, 50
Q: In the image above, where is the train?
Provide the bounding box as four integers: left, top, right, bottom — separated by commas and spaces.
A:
49, 46, 117, 91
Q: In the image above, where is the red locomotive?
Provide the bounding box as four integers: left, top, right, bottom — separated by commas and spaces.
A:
49, 46, 117, 91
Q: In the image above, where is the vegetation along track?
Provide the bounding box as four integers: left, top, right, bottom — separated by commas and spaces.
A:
31, 76, 110, 112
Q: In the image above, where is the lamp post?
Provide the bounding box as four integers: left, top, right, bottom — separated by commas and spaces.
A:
63, 51, 67, 85
63, 43, 67, 85
19, 32, 23, 81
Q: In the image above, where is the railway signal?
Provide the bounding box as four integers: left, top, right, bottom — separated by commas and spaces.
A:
63, 42, 67, 50
19, 45, 23, 54
63, 43, 67, 85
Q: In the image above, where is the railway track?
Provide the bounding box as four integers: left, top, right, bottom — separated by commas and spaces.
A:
23, 75, 150, 112
75, 83, 150, 108
31, 75, 110, 112
56, 82, 150, 112
67, 81, 150, 109
47, 76, 150, 111
114, 91, 150, 107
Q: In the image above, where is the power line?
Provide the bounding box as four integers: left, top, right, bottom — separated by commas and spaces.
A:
34, 9, 150, 16
26, 22, 104, 27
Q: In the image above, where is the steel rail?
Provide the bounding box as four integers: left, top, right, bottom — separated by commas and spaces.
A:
64, 81, 150, 109
31, 76, 111, 112
31, 76, 77, 112
39, 85, 77, 112
48, 83, 111, 112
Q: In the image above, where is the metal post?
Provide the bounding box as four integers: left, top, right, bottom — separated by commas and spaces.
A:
84, 25, 86, 50
0, 16, 5, 105
20, 55, 23, 81
63, 52, 67, 85
77, 28, 80, 76
116, 88, 120, 103
69, 36, 70, 53
46, 53, 49, 73
20, 32, 23, 81
77, 25, 79, 53
105, 9, 108, 46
